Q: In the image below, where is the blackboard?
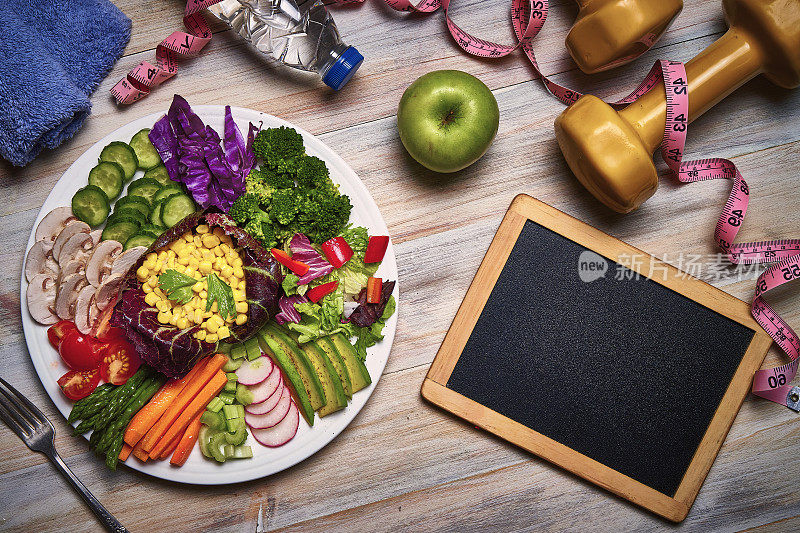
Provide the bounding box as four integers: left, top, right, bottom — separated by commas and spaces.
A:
421, 195, 772, 522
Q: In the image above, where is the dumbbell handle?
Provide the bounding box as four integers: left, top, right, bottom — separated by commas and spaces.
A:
619, 27, 764, 152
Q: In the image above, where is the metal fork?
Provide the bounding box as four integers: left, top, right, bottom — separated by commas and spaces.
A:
0, 377, 129, 533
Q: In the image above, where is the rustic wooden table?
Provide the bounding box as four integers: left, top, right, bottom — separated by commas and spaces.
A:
1, 0, 799, 531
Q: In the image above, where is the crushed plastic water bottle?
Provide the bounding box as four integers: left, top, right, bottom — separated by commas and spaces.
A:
207, 0, 363, 90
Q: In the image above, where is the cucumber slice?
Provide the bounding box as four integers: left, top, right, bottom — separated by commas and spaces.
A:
124, 233, 156, 251
115, 195, 151, 211
72, 185, 110, 227
127, 178, 162, 205
143, 164, 171, 186
108, 209, 146, 228
153, 186, 182, 203
129, 129, 161, 170
87, 161, 124, 200
138, 224, 163, 238
161, 194, 196, 228
114, 202, 149, 219
101, 221, 139, 244
150, 200, 166, 228
99, 141, 138, 181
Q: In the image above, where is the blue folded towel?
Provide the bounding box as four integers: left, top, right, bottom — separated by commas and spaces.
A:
0, 0, 131, 166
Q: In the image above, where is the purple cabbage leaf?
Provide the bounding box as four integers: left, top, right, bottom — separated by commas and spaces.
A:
289, 233, 333, 284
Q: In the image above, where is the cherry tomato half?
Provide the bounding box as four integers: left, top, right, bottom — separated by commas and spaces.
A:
99, 340, 141, 385
96, 326, 126, 344
58, 330, 103, 371
47, 320, 77, 350
57, 369, 100, 401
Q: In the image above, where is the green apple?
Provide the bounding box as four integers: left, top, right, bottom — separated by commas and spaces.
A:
397, 70, 500, 173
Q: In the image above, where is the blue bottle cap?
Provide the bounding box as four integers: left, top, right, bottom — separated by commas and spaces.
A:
322, 46, 364, 91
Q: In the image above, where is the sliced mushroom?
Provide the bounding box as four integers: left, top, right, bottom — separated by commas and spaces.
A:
96, 272, 124, 311
35, 207, 77, 244
74, 285, 100, 334
53, 220, 90, 261
86, 240, 123, 288
58, 232, 94, 265
58, 257, 87, 283
25, 240, 59, 282
89, 229, 102, 247
55, 272, 88, 320
27, 273, 59, 324
110, 246, 147, 278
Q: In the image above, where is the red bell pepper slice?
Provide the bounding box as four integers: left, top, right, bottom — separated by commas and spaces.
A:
321, 237, 354, 268
366, 277, 382, 304
306, 281, 339, 303
271, 248, 310, 276
364, 236, 389, 264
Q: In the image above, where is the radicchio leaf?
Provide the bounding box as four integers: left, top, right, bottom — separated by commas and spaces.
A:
147, 95, 256, 212
289, 233, 333, 284
110, 209, 283, 378
348, 280, 396, 328
275, 295, 307, 325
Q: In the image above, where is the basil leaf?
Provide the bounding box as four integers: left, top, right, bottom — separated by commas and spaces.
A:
158, 269, 197, 304
206, 273, 236, 319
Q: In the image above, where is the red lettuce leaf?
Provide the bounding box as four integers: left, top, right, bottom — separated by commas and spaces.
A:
289, 233, 333, 284
111, 209, 283, 378
348, 280, 396, 328
275, 295, 307, 325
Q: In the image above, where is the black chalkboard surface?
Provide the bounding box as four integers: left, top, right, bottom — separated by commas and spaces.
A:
422, 195, 772, 522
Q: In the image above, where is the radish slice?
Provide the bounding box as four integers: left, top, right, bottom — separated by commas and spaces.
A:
235, 356, 274, 385
251, 401, 299, 447
245, 387, 291, 429
245, 378, 284, 414
247, 366, 281, 404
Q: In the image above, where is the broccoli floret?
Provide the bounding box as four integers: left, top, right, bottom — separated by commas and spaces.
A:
270, 189, 301, 225
295, 155, 332, 190
252, 127, 305, 169
301, 191, 352, 244
249, 167, 294, 190
244, 218, 277, 250
228, 193, 265, 227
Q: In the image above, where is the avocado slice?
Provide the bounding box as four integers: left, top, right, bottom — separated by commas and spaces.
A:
316, 337, 352, 399
299, 340, 348, 417
260, 323, 326, 411
330, 333, 371, 393
258, 328, 319, 425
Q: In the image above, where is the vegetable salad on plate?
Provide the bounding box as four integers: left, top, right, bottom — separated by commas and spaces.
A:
26, 95, 396, 471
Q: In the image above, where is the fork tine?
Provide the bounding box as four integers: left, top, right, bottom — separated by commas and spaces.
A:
0, 398, 32, 440
0, 380, 40, 432
0, 377, 50, 428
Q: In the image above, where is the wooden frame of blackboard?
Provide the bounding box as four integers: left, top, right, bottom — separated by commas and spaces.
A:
420, 194, 773, 522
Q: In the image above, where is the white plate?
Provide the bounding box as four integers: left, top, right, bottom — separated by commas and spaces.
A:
20, 106, 399, 484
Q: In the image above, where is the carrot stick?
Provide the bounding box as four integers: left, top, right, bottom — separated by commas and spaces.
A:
140, 354, 226, 454
160, 433, 180, 460
150, 371, 227, 459
132, 440, 149, 463
119, 443, 133, 462
124, 359, 207, 447
170, 413, 203, 466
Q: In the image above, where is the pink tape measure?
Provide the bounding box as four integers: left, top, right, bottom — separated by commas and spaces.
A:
113, 1, 800, 410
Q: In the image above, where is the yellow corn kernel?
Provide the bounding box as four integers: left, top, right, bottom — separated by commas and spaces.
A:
233, 257, 243, 268
177, 256, 190, 266
199, 288, 208, 298
193, 309, 203, 324
146, 252, 158, 262
206, 320, 219, 334
233, 267, 244, 279
199, 261, 213, 275
225, 251, 238, 264
196, 224, 210, 234
136, 266, 149, 281
209, 302, 218, 313
157, 311, 172, 324
235, 314, 248, 325
201, 248, 214, 262
235, 301, 248, 314
205, 333, 218, 344
233, 290, 245, 302
143, 258, 156, 270
201, 234, 220, 248
166, 249, 176, 259
144, 292, 160, 306
219, 242, 231, 253
147, 276, 159, 288
191, 235, 201, 247
192, 281, 203, 293
217, 326, 230, 340
157, 250, 167, 260
185, 266, 196, 278
183, 233, 193, 242
167, 258, 176, 269
203, 310, 213, 319
169, 313, 179, 326
195, 330, 206, 341
213, 246, 225, 257
155, 300, 171, 312
193, 271, 202, 280
153, 287, 166, 299
142, 283, 153, 294
176, 317, 189, 329
173, 264, 186, 274
153, 259, 164, 272
212, 314, 224, 327
219, 266, 234, 279
214, 257, 226, 271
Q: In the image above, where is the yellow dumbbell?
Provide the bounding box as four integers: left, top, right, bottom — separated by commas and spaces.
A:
566, 0, 683, 74
555, 0, 800, 213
